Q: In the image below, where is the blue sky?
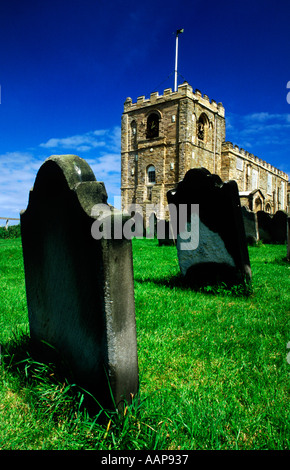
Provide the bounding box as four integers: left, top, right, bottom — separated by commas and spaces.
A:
1, 0, 290, 222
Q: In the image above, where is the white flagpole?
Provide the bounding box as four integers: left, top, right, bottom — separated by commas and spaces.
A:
174, 34, 178, 92
174, 29, 184, 92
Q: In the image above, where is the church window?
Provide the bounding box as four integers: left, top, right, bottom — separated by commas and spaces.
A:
131, 120, 137, 135
255, 197, 262, 211
130, 120, 137, 150
267, 174, 272, 195
281, 181, 285, 207
146, 113, 159, 139
197, 113, 208, 141
236, 157, 243, 171
252, 169, 258, 190
147, 165, 156, 184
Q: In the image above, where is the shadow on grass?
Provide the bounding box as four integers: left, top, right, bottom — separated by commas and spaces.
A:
1, 332, 118, 422
268, 257, 289, 266
135, 266, 253, 297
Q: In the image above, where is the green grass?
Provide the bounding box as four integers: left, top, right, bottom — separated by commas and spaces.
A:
0, 237, 289, 450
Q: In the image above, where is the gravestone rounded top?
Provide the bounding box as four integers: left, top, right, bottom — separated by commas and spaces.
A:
24, 154, 108, 217
40, 154, 97, 189
167, 167, 252, 286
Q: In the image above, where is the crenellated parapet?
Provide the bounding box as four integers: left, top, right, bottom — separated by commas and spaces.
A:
222, 141, 289, 180
124, 82, 225, 118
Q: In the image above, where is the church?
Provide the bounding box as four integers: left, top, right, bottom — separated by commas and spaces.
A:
120, 81, 289, 223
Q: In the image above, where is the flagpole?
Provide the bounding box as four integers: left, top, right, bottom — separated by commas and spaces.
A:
174, 34, 178, 92
174, 29, 184, 92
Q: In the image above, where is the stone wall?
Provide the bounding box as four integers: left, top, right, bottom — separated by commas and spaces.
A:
221, 142, 288, 213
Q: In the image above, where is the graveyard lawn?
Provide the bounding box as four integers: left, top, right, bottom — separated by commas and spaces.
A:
0, 237, 289, 450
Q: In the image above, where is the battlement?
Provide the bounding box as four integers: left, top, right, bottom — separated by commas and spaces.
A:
222, 141, 289, 180
124, 82, 225, 117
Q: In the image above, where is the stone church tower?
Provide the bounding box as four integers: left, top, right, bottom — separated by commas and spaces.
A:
121, 81, 288, 222
121, 81, 225, 221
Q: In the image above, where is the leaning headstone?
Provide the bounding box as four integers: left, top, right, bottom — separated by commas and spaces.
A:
167, 168, 251, 286
20, 155, 139, 410
241, 206, 259, 245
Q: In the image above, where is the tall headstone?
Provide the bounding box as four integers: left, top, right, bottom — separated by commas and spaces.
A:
167, 168, 251, 286
20, 155, 139, 410
241, 206, 259, 245
256, 210, 272, 243
271, 210, 288, 244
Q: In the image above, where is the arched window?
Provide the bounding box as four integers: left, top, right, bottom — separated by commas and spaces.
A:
130, 120, 137, 149
255, 197, 262, 212
146, 113, 159, 139
265, 203, 272, 213
147, 165, 156, 184
131, 120, 137, 136
197, 113, 209, 141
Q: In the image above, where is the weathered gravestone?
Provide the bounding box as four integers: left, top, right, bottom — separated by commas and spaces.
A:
241, 206, 259, 245
257, 210, 288, 244
20, 155, 139, 410
167, 168, 251, 286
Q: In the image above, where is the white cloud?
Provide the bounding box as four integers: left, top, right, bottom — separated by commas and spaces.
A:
226, 111, 290, 145
39, 126, 121, 154
39, 126, 122, 202
243, 112, 290, 123
0, 151, 41, 220
225, 111, 290, 178
40, 134, 106, 150
0, 127, 122, 219
87, 152, 121, 203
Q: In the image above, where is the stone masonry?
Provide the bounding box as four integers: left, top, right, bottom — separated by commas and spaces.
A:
121, 82, 288, 223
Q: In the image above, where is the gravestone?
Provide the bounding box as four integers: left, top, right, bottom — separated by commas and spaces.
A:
256, 211, 272, 243
20, 155, 139, 410
167, 168, 251, 286
271, 210, 288, 243
241, 206, 259, 245
257, 210, 288, 244
157, 219, 175, 246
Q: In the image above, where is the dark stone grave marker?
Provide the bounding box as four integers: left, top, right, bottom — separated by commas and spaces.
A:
257, 210, 288, 244
167, 168, 251, 286
157, 219, 175, 246
241, 206, 259, 245
20, 155, 139, 411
